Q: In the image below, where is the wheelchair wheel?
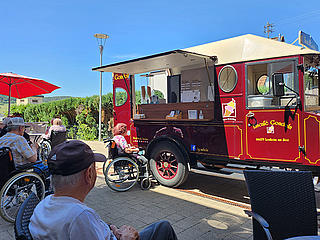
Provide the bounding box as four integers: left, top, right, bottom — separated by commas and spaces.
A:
104, 157, 139, 192
39, 140, 51, 164
0, 172, 45, 223
102, 158, 113, 176
140, 177, 152, 190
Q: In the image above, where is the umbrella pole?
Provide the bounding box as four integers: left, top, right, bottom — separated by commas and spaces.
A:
8, 84, 11, 116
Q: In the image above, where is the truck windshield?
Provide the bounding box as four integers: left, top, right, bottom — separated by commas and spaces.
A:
304, 56, 320, 111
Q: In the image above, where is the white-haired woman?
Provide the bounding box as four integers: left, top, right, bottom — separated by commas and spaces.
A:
42, 118, 66, 140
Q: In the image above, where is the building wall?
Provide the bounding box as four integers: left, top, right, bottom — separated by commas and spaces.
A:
16, 96, 44, 105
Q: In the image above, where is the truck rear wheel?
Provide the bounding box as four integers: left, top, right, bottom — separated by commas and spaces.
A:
150, 142, 189, 187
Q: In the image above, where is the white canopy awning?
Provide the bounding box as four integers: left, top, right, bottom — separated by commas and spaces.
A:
92, 50, 217, 74
185, 34, 320, 65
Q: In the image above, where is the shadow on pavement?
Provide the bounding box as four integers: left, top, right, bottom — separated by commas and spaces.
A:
178, 172, 250, 205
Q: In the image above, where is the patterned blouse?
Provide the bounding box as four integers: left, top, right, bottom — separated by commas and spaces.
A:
113, 135, 128, 153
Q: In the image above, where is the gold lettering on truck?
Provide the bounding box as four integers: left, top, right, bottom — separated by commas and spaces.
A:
252, 120, 292, 130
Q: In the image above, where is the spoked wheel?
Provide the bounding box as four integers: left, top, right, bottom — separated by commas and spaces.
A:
0, 172, 45, 223
150, 142, 189, 187
104, 157, 139, 192
39, 140, 51, 164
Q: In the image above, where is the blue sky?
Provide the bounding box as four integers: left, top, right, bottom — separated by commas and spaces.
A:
1, 0, 320, 97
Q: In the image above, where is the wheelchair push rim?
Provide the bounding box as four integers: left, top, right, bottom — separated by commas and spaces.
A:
104, 157, 139, 192
0, 172, 45, 223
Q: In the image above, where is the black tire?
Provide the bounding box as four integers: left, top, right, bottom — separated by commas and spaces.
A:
149, 142, 189, 187
140, 178, 152, 190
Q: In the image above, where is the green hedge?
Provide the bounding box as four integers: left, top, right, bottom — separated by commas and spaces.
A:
11, 94, 113, 140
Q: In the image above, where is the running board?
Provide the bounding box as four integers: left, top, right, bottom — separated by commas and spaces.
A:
193, 165, 233, 175
194, 163, 260, 175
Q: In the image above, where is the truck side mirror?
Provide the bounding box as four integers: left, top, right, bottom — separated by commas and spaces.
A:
272, 73, 285, 96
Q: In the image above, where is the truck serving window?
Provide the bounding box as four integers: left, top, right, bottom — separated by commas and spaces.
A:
115, 87, 128, 107
246, 59, 298, 108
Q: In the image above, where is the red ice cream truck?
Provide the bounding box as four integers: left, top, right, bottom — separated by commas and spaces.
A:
93, 34, 320, 187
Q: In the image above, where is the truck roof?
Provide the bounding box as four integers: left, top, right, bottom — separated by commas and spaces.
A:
185, 34, 320, 65
92, 34, 320, 74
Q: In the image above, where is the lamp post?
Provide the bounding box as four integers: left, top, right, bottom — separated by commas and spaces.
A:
94, 33, 109, 141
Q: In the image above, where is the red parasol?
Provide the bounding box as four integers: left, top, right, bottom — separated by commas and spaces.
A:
0, 72, 60, 115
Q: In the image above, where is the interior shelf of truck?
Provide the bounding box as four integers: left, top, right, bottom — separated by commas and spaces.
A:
136, 101, 214, 121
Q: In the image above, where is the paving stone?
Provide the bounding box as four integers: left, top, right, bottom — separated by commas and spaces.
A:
0, 230, 14, 240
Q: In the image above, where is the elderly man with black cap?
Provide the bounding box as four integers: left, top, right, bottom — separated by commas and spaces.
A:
29, 140, 178, 240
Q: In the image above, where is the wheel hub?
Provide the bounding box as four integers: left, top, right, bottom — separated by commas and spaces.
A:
163, 162, 169, 169
156, 151, 178, 180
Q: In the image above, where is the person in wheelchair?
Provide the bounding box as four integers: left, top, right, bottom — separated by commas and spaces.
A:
0, 117, 48, 175
42, 118, 66, 140
0, 116, 31, 144
0, 117, 37, 166
113, 123, 148, 167
39, 118, 67, 162
0, 118, 50, 223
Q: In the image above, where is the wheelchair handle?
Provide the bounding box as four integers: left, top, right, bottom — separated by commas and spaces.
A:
103, 138, 113, 143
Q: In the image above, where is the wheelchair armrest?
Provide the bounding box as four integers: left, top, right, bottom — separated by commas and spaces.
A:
244, 210, 273, 240
15, 161, 43, 171
117, 153, 132, 158
16, 162, 37, 170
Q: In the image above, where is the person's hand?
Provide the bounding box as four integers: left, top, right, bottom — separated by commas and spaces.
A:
30, 142, 39, 151
129, 147, 139, 153
125, 147, 138, 154
110, 225, 139, 240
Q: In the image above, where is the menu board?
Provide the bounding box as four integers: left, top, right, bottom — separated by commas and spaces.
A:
181, 90, 200, 102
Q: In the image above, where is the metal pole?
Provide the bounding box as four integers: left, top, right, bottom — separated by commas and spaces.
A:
94, 33, 109, 142
8, 84, 11, 116
98, 45, 103, 141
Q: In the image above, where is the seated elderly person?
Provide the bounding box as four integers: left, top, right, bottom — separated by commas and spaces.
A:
29, 140, 178, 240
0, 117, 37, 166
42, 118, 66, 140
0, 116, 31, 143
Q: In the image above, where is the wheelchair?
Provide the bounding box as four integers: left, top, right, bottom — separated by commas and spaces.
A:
0, 147, 50, 223
103, 139, 152, 192
38, 130, 67, 162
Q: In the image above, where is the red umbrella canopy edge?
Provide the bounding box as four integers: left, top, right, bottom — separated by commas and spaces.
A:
0, 72, 60, 99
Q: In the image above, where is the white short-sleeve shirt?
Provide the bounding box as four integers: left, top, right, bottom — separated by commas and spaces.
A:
29, 195, 117, 240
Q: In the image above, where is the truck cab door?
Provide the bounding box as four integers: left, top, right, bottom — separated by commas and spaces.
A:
113, 73, 137, 145
245, 59, 302, 164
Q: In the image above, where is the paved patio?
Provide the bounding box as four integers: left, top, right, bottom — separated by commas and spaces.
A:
0, 140, 253, 240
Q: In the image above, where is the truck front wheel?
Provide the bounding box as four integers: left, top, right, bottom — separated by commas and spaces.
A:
150, 142, 189, 187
